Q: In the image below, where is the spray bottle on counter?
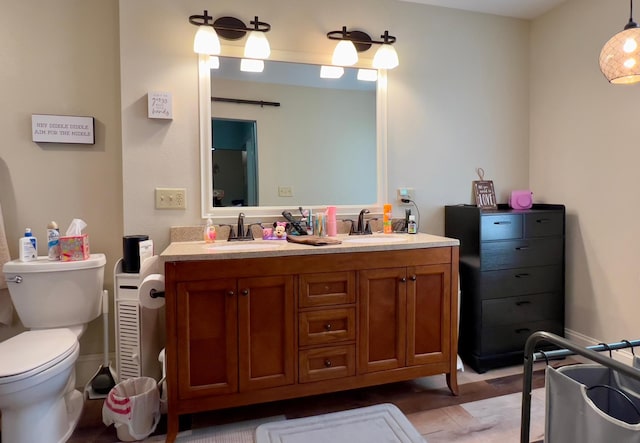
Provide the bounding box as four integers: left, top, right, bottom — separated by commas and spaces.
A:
19, 228, 37, 262
47, 221, 61, 260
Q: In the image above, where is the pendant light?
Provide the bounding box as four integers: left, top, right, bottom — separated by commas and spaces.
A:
327, 27, 399, 69
331, 27, 359, 66
190, 11, 221, 55
599, 0, 640, 84
244, 17, 271, 59
373, 31, 399, 70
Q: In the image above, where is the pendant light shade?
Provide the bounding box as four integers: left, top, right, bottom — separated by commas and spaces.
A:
244, 30, 271, 59
600, 0, 640, 84
373, 44, 399, 70
332, 39, 359, 66
193, 25, 221, 55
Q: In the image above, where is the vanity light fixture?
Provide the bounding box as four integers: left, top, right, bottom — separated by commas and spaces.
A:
327, 26, 399, 69
189, 11, 272, 60
600, 0, 640, 84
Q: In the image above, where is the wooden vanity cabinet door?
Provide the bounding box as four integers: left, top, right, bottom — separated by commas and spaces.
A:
406, 264, 451, 366
237, 275, 296, 392
358, 267, 407, 373
176, 279, 238, 399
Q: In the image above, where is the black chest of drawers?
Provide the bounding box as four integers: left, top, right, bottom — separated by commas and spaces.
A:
445, 204, 565, 373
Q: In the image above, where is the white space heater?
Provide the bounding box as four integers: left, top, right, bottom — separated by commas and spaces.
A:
113, 259, 165, 382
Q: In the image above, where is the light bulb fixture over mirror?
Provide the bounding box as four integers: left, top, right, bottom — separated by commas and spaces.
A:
189, 11, 271, 59
327, 27, 398, 69
600, 0, 640, 84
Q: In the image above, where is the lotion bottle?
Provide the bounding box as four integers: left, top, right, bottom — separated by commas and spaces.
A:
19, 228, 38, 262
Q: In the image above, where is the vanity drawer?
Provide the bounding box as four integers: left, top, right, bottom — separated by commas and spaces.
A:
481, 214, 523, 241
480, 238, 563, 271
479, 320, 564, 354
299, 308, 356, 347
299, 272, 356, 308
478, 265, 563, 300
299, 345, 356, 383
482, 292, 563, 327
524, 212, 564, 238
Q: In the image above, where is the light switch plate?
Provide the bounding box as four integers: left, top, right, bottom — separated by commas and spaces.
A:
155, 187, 186, 209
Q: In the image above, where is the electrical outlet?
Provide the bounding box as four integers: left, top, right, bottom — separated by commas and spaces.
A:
155, 187, 187, 209
397, 187, 415, 203
278, 186, 293, 197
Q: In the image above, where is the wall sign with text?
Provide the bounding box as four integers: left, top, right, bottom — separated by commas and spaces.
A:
147, 91, 173, 119
32, 114, 95, 144
473, 168, 497, 209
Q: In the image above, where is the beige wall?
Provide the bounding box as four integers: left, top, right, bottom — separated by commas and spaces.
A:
530, 0, 640, 345
0, 1, 122, 355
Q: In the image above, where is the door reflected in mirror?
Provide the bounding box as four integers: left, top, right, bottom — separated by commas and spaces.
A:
209, 57, 377, 208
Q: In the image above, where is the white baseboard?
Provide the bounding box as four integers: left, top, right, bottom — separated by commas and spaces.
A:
564, 328, 635, 366
76, 352, 117, 388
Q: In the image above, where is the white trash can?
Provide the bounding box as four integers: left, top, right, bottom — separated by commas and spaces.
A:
102, 376, 161, 441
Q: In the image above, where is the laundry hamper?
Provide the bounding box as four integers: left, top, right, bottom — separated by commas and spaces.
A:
545, 364, 640, 443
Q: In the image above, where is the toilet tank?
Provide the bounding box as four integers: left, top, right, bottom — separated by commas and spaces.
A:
3, 254, 106, 329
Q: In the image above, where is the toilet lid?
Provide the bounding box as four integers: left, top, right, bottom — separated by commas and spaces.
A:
0, 329, 78, 383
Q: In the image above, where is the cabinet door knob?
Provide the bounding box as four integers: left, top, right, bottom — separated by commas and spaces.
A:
227, 290, 235, 297
241, 289, 249, 296
325, 323, 332, 331
410, 275, 417, 281
400, 277, 407, 283
324, 359, 332, 368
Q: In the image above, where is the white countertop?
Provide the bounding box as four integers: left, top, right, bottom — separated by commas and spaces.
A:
160, 233, 459, 261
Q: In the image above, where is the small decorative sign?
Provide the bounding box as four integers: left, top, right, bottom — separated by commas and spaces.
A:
32, 114, 95, 144
473, 168, 497, 209
147, 91, 173, 119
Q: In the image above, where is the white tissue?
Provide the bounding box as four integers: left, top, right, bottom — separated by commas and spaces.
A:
139, 274, 165, 310
65, 218, 87, 236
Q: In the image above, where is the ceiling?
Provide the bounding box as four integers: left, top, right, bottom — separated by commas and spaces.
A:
397, 0, 567, 20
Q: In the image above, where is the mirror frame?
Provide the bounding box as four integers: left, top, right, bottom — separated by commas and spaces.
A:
198, 50, 388, 221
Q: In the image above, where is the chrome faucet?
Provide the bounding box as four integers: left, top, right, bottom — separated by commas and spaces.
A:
350, 209, 372, 235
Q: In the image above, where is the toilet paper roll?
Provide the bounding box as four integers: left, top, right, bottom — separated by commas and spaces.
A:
138, 274, 165, 310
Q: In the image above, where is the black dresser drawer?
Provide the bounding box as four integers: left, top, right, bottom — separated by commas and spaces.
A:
480, 214, 523, 241
480, 238, 563, 271
478, 265, 563, 300
480, 320, 564, 354
524, 212, 564, 238
482, 292, 563, 327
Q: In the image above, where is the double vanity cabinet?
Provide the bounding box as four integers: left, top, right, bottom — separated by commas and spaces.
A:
161, 234, 460, 442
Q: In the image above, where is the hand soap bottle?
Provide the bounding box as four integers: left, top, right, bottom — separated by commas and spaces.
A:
19, 228, 38, 262
203, 218, 216, 243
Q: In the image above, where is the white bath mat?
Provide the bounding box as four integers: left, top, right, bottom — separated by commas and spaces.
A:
255, 403, 425, 443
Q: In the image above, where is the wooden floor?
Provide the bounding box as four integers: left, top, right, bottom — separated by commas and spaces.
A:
67, 361, 550, 443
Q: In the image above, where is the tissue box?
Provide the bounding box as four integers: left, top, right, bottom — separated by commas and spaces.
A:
60, 234, 90, 261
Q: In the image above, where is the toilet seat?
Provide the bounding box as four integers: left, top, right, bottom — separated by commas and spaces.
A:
0, 329, 78, 385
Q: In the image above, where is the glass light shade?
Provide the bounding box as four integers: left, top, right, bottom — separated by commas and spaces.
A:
240, 58, 264, 73
320, 65, 344, 79
244, 31, 271, 59
373, 44, 399, 69
208, 55, 220, 69
331, 40, 358, 66
357, 69, 378, 82
193, 25, 221, 55
599, 27, 640, 84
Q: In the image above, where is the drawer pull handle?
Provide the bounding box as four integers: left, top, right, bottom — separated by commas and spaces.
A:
515, 246, 529, 251
227, 290, 235, 297
515, 301, 531, 306
536, 218, 551, 224
515, 328, 531, 334
325, 323, 332, 331
515, 273, 530, 278
494, 221, 512, 225
241, 289, 249, 296
324, 359, 332, 368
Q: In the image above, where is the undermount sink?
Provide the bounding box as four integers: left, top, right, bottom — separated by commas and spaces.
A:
205, 242, 284, 252
343, 235, 408, 244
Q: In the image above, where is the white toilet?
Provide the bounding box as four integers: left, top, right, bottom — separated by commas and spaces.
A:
0, 253, 106, 443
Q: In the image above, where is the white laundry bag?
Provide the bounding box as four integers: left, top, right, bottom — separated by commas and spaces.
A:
102, 376, 161, 441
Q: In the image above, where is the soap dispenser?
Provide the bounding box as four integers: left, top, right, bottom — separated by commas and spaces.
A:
203, 218, 216, 243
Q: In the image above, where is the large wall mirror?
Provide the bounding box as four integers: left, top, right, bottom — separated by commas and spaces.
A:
199, 52, 388, 221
